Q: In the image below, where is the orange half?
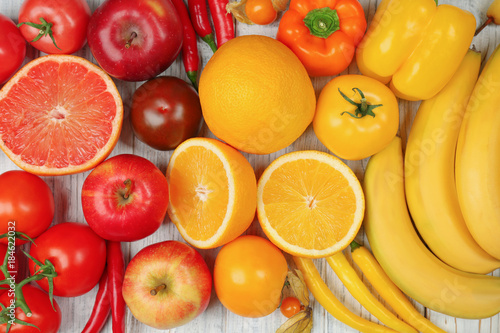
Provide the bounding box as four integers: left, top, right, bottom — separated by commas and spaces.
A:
167, 138, 257, 249
257, 150, 365, 258
0, 55, 123, 175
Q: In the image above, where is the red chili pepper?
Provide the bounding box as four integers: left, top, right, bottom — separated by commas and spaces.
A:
81, 269, 111, 333
208, 0, 234, 48
188, 0, 217, 52
107, 241, 125, 333
171, 0, 200, 89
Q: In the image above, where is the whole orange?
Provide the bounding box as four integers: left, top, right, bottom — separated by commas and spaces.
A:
198, 35, 316, 155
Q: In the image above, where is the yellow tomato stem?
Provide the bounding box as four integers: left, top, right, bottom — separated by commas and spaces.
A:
339, 88, 381, 118
349, 241, 446, 333
292, 256, 397, 333
326, 252, 418, 333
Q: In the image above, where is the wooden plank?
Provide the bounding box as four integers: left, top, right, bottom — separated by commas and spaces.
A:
0, 0, 499, 332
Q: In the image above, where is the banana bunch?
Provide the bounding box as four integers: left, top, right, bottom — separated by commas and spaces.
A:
364, 136, 500, 319
404, 49, 500, 274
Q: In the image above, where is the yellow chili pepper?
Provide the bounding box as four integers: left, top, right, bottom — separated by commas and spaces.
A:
292, 256, 397, 333
356, 0, 475, 101
349, 242, 446, 333
325, 252, 417, 333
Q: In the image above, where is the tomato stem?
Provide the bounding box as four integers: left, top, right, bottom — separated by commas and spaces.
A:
150, 284, 167, 296
339, 88, 382, 119
303, 7, 340, 39
17, 17, 61, 50
125, 32, 138, 49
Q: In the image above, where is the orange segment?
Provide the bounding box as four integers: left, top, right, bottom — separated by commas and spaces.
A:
167, 138, 257, 249
0, 54, 123, 175
257, 151, 365, 258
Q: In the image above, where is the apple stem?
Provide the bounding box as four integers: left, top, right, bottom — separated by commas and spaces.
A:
150, 284, 167, 296
123, 179, 132, 199
125, 32, 138, 49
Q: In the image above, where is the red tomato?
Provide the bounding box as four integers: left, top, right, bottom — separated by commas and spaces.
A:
280, 296, 302, 318
245, 0, 277, 25
0, 171, 54, 245
0, 284, 61, 333
18, 0, 91, 54
0, 14, 26, 85
131, 76, 203, 150
28, 222, 106, 297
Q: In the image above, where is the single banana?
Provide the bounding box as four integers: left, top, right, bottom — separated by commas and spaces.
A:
404, 49, 500, 274
455, 42, 500, 260
364, 137, 500, 319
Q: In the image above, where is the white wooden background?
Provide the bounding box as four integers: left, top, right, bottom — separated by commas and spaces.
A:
1, 0, 499, 332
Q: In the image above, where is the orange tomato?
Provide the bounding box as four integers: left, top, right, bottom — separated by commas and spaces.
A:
214, 235, 288, 317
245, 0, 277, 25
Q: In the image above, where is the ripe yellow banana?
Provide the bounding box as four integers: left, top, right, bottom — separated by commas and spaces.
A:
364, 137, 500, 319
455, 42, 500, 260
404, 49, 500, 274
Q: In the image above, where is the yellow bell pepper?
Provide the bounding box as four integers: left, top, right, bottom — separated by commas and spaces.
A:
356, 0, 475, 101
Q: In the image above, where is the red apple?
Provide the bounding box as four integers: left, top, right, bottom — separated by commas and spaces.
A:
87, 0, 183, 82
122, 240, 212, 329
81, 154, 169, 242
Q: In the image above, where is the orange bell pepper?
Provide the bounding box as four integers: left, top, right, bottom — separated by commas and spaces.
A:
276, 0, 366, 77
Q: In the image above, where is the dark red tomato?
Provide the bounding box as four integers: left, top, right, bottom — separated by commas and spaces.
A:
18, 0, 91, 54
131, 76, 203, 150
28, 222, 106, 297
0, 14, 26, 85
0, 171, 54, 246
0, 284, 61, 333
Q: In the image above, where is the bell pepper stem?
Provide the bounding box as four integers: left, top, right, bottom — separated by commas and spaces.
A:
303, 7, 340, 39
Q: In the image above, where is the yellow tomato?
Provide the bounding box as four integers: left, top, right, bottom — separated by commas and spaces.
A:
213, 235, 288, 318
313, 75, 399, 160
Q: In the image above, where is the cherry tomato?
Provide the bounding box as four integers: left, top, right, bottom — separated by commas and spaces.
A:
0, 14, 26, 85
214, 235, 288, 318
0, 171, 54, 245
17, 0, 91, 54
245, 0, 277, 25
131, 76, 203, 150
280, 296, 302, 318
0, 284, 61, 333
313, 74, 399, 160
28, 222, 106, 297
